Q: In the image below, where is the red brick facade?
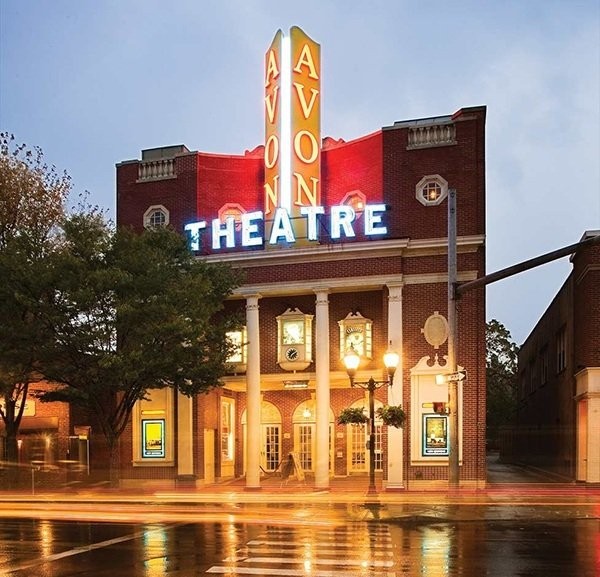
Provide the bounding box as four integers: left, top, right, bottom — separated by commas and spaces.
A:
115, 105, 487, 490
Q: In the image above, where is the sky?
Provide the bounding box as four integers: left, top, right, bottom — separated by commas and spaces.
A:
1, 0, 599, 345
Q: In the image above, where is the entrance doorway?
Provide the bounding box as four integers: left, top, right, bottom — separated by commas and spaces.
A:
292, 398, 335, 474
345, 399, 383, 474
241, 400, 282, 474
262, 425, 281, 472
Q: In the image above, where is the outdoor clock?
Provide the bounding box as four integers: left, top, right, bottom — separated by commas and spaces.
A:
277, 308, 313, 371
338, 312, 373, 361
285, 347, 300, 361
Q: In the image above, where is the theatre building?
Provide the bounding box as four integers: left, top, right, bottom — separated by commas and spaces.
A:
115, 27, 487, 490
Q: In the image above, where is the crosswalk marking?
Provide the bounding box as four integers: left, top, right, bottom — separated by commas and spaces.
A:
206, 524, 397, 576
224, 555, 395, 567
240, 546, 393, 556
247, 539, 391, 548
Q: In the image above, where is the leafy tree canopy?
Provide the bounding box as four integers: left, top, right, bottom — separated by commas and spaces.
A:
0, 132, 70, 250
0, 133, 72, 476
486, 319, 519, 448
36, 214, 242, 459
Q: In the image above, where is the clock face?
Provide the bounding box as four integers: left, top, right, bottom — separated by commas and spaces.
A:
282, 320, 304, 345
345, 327, 365, 356
285, 347, 300, 361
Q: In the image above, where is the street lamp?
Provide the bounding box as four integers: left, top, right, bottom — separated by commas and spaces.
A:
343, 345, 399, 494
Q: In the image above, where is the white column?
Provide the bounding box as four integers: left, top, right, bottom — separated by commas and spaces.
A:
245, 294, 261, 489
177, 392, 194, 479
314, 287, 331, 489
386, 283, 404, 489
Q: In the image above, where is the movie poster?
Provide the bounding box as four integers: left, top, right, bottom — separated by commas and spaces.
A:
142, 419, 165, 458
423, 414, 449, 456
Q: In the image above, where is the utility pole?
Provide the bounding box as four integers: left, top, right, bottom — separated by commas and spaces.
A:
447, 188, 460, 488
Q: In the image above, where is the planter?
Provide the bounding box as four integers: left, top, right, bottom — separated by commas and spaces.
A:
337, 407, 368, 425
376, 405, 406, 428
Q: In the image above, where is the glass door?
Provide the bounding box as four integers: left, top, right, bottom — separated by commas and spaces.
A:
261, 425, 281, 472
348, 423, 383, 473
297, 424, 314, 471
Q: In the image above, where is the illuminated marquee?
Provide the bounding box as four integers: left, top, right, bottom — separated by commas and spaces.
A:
185, 204, 388, 251
185, 26, 389, 252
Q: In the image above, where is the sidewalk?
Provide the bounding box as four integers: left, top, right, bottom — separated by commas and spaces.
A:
1, 455, 597, 504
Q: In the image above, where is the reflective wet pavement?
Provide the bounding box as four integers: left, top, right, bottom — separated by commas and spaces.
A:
1, 512, 598, 576
0, 457, 598, 576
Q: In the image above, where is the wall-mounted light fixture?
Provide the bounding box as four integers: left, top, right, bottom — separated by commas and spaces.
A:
283, 380, 309, 389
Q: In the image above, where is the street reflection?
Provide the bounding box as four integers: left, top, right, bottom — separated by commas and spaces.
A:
141, 524, 167, 576
420, 525, 451, 575
38, 518, 54, 558
0, 501, 598, 576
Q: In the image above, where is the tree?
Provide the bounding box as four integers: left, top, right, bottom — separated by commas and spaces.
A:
35, 214, 241, 485
486, 319, 519, 449
0, 133, 71, 485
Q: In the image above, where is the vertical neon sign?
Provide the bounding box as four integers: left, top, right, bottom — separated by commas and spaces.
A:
264, 27, 321, 244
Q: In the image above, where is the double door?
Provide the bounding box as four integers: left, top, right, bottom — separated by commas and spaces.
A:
348, 422, 383, 473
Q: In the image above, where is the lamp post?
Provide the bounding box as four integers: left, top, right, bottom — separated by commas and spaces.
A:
343, 346, 399, 494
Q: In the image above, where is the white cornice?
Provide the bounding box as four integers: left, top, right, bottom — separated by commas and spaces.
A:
199, 235, 485, 268
230, 270, 479, 298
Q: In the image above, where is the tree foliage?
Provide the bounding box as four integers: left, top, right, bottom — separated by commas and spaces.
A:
486, 319, 519, 448
0, 132, 70, 249
34, 214, 241, 484
0, 133, 71, 482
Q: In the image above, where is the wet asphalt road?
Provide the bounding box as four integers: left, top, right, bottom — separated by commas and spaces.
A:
1, 501, 598, 577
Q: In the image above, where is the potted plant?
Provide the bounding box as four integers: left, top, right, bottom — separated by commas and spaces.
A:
376, 405, 406, 429
337, 407, 368, 425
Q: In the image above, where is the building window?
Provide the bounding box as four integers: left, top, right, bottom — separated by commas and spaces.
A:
226, 328, 247, 364
540, 346, 549, 385
225, 328, 247, 374
556, 327, 567, 373
340, 190, 367, 218
143, 205, 170, 229
519, 372, 526, 400
221, 398, 234, 461
218, 203, 246, 232
528, 359, 536, 394
416, 175, 448, 206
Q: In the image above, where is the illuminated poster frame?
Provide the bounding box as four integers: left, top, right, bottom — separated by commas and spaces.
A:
142, 419, 165, 458
422, 414, 449, 456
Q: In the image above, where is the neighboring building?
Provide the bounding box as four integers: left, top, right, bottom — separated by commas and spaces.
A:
0, 381, 78, 488
507, 231, 600, 483
115, 27, 487, 490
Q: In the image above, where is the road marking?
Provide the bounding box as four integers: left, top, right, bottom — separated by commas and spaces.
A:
225, 556, 394, 567
3, 525, 171, 575
247, 539, 391, 547
208, 525, 397, 575
245, 546, 393, 556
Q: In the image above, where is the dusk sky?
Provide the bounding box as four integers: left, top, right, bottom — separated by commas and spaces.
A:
1, 1, 599, 345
